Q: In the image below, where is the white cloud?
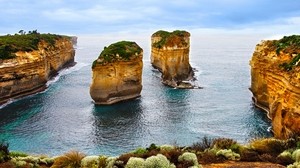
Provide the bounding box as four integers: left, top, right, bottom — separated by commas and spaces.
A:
42, 4, 163, 24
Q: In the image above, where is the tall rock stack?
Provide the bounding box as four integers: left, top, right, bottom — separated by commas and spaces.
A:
90, 41, 143, 105
250, 35, 300, 139
151, 30, 194, 88
0, 34, 76, 105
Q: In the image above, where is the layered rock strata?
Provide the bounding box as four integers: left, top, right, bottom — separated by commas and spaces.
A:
250, 35, 300, 139
0, 35, 76, 104
151, 30, 195, 88
90, 41, 143, 105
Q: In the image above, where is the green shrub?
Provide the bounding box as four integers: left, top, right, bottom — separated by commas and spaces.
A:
105, 157, 116, 168
212, 138, 237, 150
292, 149, 300, 162
125, 157, 145, 168
9, 151, 28, 157
146, 144, 159, 151
144, 154, 174, 168
152, 30, 190, 48
95, 41, 142, 66
159, 147, 182, 166
160, 145, 175, 152
277, 151, 294, 166
216, 149, 240, 161
132, 147, 148, 155
178, 152, 199, 167
287, 162, 300, 168
275, 35, 300, 54
81, 155, 100, 168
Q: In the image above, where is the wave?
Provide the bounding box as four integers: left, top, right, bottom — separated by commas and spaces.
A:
46, 62, 88, 87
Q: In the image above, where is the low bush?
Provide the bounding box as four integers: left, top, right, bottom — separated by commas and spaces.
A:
239, 148, 260, 162
212, 138, 237, 150
277, 151, 294, 166
216, 149, 240, 161
250, 138, 286, 155
191, 136, 214, 152
51, 150, 85, 168
198, 150, 226, 164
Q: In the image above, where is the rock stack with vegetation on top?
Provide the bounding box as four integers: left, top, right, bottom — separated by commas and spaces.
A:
90, 41, 143, 105
151, 30, 195, 89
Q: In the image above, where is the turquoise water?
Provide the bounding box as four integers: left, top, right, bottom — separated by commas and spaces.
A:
0, 34, 272, 156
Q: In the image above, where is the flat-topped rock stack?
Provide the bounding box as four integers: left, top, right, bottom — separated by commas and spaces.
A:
151, 30, 195, 89
90, 41, 143, 105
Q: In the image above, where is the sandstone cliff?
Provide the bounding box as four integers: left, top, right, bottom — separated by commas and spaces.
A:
0, 34, 76, 104
90, 41, 143, 105
151, 30, 195, 88
250, 35, 300, 139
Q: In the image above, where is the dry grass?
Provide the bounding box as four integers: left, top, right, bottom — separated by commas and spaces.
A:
51, 151, 85, 168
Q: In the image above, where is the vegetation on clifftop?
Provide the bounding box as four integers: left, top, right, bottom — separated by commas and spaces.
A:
274, 35, 300, 71
152, 30, 190, 49
2, 137, 300, 167
0, 30, 69, 60
92, 41, 142, 69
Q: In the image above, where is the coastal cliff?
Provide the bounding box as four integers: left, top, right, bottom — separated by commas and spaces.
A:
151, 30, 195, 88
90, 41, 143, 105
0, 33, 76, 105
250, 35, 300, 139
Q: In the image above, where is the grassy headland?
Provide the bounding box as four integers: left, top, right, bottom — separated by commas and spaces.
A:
0, 30, 69, 60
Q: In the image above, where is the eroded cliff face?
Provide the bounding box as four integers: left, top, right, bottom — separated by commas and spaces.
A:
90, 41, 143, 105
250, 36, 300, 139
0, 38, 75, 104
151, 30, 195, 88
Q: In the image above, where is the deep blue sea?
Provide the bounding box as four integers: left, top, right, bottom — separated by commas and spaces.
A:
0, 33, 272, 156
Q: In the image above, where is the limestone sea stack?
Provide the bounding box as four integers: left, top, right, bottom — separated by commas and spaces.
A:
151, 30, 195, 88
90, 41, 143, 105
250, 35, 300, 139
0, 33, 76, 105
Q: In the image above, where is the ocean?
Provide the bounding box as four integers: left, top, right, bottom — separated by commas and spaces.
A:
0, 33, 272, 156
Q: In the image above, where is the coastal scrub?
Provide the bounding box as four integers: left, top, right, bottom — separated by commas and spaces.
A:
152, 30, 190, 48
0, 30, 68, 60
92, 41, 142, 68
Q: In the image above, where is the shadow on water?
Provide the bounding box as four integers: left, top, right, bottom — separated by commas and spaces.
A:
91, 98, 147, 155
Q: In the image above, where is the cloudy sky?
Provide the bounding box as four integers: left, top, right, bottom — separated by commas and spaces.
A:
1, 0, 300, 35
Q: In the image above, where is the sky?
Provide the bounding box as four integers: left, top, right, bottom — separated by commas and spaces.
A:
1, 0, 300, 36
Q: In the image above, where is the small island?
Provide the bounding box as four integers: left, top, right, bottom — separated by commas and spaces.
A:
151, 30, 195, 89
250, 35, 300, 139
90, 41, 143, 105
0, 30, 76, 105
